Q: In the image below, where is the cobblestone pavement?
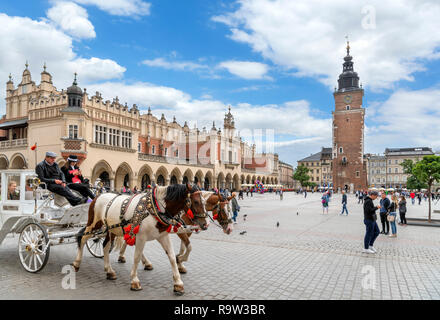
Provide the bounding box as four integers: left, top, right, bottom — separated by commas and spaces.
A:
1, 192, 439, 300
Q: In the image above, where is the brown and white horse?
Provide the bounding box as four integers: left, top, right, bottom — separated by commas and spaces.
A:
72, 184, 207, 295
117, 191, 233, 274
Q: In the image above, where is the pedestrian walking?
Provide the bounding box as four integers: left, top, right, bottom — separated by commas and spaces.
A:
321, 192, 329, 214
279, 189, 283, 201
398, 196, 407, 225
340, 190, 348, 215
363, 190, 381, 254
379, 192, 390, 235
358, 190, 364, 204
417, 192, 422, 205
304, 190, 307, 198
231, 192, 240, 224
238, 189, 244, 200
410, 191, 415, 205
388, 195, 398, 237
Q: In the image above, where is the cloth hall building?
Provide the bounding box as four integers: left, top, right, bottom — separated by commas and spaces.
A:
0, 63, 282, 191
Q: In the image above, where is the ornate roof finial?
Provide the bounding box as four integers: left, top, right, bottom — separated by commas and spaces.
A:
43, 62, 47, 72
173, 115, 176, 123
73, 72, 78, 85
345, 35, 350, 56
148, 106, 151, 114
25, 61, 29, 69
8, 73, 12, 81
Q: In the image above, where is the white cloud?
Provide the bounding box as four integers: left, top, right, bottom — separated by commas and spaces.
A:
366, 87, 440, 153
0, 13, 125, 113
47, 1, 96, 39
218, 60, 270, 80
142, 58, 208, 72
213, 0, 440, 90
71, 0, 151, 16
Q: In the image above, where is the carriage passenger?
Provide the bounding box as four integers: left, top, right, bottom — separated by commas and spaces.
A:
35, 151, 83, 206
7, 181, 19, 200
61, 155, 95, 200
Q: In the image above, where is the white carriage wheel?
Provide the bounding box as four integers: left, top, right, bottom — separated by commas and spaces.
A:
18, 223, 50, 273
86, 236, 105, 258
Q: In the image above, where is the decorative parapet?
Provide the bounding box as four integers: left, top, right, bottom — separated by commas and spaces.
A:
0, 138, 28, 149
90, 143, 136, 153
138, 153, 214, 168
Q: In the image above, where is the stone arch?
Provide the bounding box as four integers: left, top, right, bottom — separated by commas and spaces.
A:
156, 166, 169, 186
9, 153, 27, 169
251, 175, 256, 184
194, 169, 204, 186
257, 176, 261, 184
262, 177, 266, 184
275, 177, 278, 184
0, 155, 9, 169
170, 167, 183, 185
217, 172, 225, 189
115, 162, 133, 190
204, 171, 213, 190
240, 174, 245, 185
138, 164, 153, 190
233, 173, 240, 191
246, 175, 251, 184
183, 168, 194, 185
225, 173, 233, 190
92, 160, 113, 188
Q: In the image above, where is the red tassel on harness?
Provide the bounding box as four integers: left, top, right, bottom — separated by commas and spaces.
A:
124, 225, 132, 233
126, 237, 136, 246
173, 226, 179, 233
166, 225, 172, 233
213, 214, 218, 220
186, 209, 194, 219
124, 233, 130, 241
133, 225, 140, 234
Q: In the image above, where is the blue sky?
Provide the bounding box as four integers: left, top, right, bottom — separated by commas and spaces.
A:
1, 0, 440, 166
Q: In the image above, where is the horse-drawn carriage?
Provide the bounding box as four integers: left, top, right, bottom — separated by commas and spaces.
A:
0, 169, 104, 273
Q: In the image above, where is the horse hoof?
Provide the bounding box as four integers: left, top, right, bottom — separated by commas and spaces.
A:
71, 263, 79, 272
106, 273, 117, 280
174, 285, 185, 296
118, 257, 126, 263
178, 266, 187, 274
144, 264, 153, 271
130, 283, 142, 291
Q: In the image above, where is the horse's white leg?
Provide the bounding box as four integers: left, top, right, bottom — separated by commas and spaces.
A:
118, 242, 127, 263
157, 234, 184, 295
141, 253, 153, 270
130, 239, 146, 291
72, 228, 93, 271
104, 234, 117, 280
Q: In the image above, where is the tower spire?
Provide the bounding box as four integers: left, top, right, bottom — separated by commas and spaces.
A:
73, 72, 78, 85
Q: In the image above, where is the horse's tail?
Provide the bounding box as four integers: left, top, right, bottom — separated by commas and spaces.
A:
77, 196, 98, 248
113, 236, 124, 251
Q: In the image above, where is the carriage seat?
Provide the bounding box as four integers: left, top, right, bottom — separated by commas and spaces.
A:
53, 190, 83, 208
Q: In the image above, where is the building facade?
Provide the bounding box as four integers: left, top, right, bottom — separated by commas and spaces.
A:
278, 161, 294, 188
332, 42, 368, 192
296, 147, 333, 189
383, 147, 434, 188
0, 64, 282, 191
365, 154, 386, 187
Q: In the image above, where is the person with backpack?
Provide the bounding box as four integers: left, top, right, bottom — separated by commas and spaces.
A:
321, 192, 329, 214
398, 196, 407, 226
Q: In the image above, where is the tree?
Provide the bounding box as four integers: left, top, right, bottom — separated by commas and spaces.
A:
400, 159, 427, 190
412, 155, 440, 222
293, 165, 310, 188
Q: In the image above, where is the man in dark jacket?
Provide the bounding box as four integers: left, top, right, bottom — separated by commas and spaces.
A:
35, 151, 83, 206
61, 155, 95, 200
363, 191, 381, 253
340, 191, 348, 215
379, 192, 390, 234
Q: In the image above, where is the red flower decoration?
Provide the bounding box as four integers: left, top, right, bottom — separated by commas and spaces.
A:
166, 225, 172, 233
126, 237, 136, 246
124, 225, 132, 233
186, 209, 194, 219
213, 214, 218, 220
133, 225, 140, 234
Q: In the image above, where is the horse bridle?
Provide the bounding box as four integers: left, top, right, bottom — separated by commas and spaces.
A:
208, 194, 232, 228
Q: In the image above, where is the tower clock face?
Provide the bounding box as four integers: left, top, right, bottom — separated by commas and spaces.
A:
343, 95, 352, 104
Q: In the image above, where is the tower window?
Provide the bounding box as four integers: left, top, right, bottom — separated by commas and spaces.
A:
339, 147, 343, 154
346, 105, 350, 110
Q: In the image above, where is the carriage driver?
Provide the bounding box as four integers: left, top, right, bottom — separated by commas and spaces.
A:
35, 151, 84, 206
61, 155, 95, 201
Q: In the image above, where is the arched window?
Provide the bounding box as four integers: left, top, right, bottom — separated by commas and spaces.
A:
346, 105, 350, 110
